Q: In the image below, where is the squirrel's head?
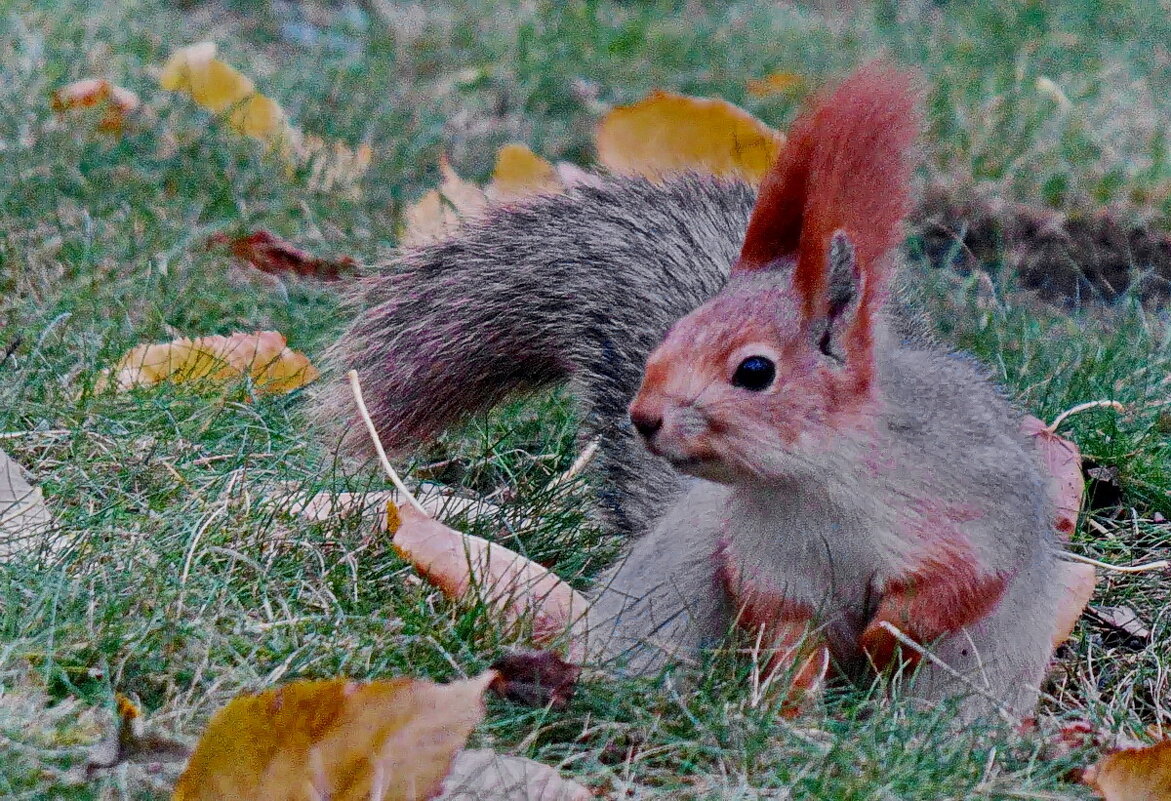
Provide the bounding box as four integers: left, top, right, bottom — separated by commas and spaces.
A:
628, 63, 918, 483
629, 231, 880, 484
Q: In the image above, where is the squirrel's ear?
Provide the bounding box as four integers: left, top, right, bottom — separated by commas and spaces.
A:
817, 230, 863, 362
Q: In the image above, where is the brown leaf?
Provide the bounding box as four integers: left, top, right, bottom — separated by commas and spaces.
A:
208, 231, 357, 281
595, 90, 784, 182
390, 502, 588, 650
1021, 415, 1084, 539
99, 331, 318, 395
1086, 604, 1152, 647
51, 78, 140, 133
172, 673, 495, 801
439, 749, 591, 801
489, 650, 581, 710
1085, 738, 1171, 800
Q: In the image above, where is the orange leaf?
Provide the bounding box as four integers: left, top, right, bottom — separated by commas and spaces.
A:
1021, 415, 1085, 540
390, 502, 588, 649
746, 71, 804, 98
51, 78, 140, 133
172, 674, 495, 801
490, 144, 561, 199
99, 331, 318, 394
1086, 739, 1171, 800
596, 90, 785, 182
208, 231, 356, 280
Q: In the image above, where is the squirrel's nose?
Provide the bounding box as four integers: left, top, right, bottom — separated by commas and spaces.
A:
630, 410, 663, 440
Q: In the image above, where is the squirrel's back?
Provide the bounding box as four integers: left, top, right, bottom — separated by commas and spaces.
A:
316, 174, 756, 536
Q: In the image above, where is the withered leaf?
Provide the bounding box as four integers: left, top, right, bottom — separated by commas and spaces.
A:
1086, 605, 1152, 648
1086, 738, 1171, 800
389, 502, 588, 652
439, 749, 591, 801
208, 230, 357, 281
172, 674, 494, 801
99, 331, 318, 395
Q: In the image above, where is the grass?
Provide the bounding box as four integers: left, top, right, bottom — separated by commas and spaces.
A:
1, 0, 1170, 797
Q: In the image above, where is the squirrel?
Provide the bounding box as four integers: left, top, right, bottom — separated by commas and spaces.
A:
316, 65, 1063, 718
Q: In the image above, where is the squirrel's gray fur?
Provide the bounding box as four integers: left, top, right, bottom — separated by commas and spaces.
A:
316, 174, 756, 539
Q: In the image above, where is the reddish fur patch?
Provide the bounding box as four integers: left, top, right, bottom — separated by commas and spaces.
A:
714, 541, 827, 713
860, 523, 1009, 671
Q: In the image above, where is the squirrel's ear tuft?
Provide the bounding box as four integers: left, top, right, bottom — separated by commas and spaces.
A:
817, 230, 863, 363
826, 230, 858, 321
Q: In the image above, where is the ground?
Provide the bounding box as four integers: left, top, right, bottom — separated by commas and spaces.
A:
1, 0, 1170, 798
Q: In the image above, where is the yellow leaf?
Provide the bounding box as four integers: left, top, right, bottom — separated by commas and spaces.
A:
1086, 739, 1171, 800
159, 41, 255, 114
228, 93, 289, 142
489, 143, 561, 199
596, 90, 785, 182
172, 674, 494, 801
159, 42, 217, 91
746, 71, 804, 98
100, 331, 318, 395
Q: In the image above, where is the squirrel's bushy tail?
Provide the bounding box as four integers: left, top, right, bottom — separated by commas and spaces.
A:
315, 175, 755, 536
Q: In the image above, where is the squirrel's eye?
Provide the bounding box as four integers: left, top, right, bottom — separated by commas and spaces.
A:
731, 356, 776, 391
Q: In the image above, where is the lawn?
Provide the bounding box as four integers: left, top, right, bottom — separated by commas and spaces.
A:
2, 0, 1170, 797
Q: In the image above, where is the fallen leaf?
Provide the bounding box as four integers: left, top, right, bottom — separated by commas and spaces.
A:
595, 90, 785, 182
1052, 560, 1096, 647
0, 448, 62, 560
1085, 738, 1171, 800
746, 71, 804, 98
99, 331, 318, 395
51, 78, 140, 133
489, 650, 581, 710
390, 502, 588, 649
490, 144, 561, 199
1085, 462, 1124, 510
159, 41, 294, 145
159, 41, 254, 114
439, 749, 591, 801
1086, 604, 1152, 648
208, 231, 357, 281
400, 157, 489, 247
172, 673, 495, 801
227, 92, 288, 142
1021, 415, 1084, 539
